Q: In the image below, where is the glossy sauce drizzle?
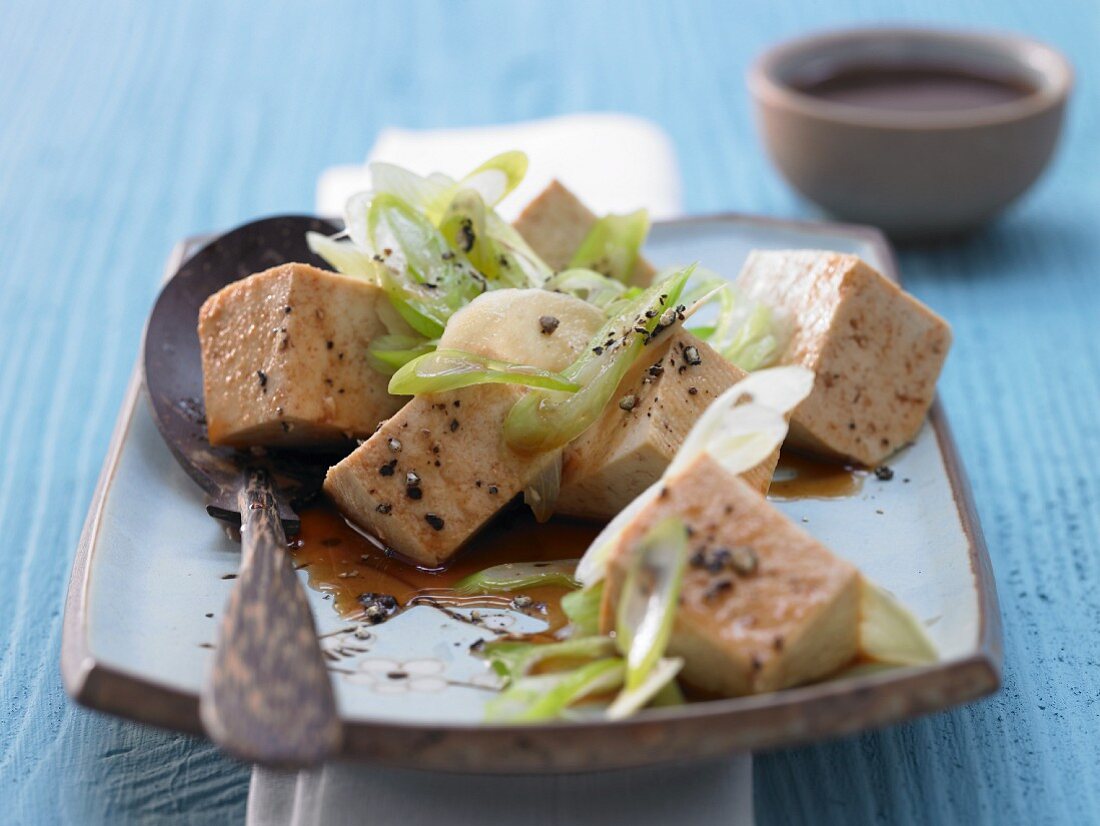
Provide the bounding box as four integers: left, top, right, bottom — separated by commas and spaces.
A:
768, 451, 867, 500
291, 503, 601, 636
293, 452, 865, 630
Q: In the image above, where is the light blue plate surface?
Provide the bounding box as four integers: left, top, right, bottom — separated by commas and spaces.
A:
64, 215, 998, 767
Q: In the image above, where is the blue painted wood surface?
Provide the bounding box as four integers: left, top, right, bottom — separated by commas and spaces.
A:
1, 0, 1097, 822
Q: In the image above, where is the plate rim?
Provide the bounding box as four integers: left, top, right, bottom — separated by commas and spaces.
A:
60, 211, 1002, 772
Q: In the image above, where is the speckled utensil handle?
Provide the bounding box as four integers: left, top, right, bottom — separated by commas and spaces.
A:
200, 469, 342, 767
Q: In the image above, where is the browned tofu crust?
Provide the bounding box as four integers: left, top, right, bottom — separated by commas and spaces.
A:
198, 263, 404, 447
601, 454, 860, 697
323, 384, 555, 568
737, 251, 952, 466
557, 333, 777, 520
512, 180, 656, 285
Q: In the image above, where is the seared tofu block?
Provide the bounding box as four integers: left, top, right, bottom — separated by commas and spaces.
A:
513, 180, 656, 285
198, 263, 404, 447
601, 454, 860, 697
736, 251, 951, 467
324, 290, 603, 567
323, 385, 559, 568
557, 333, 778, 520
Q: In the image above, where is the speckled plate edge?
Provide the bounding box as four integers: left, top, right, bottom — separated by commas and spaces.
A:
61, 213, 1002, 773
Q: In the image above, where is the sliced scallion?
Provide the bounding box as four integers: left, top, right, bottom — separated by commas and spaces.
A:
569, 209, 650, 283
859, 579, 937, 666
452, 559, 580, 595
388, 349, 580, 397
502, 266, 693, 454
561, 583, 604, 637
477, 636, 617, 684
366, 334, 437, 376
484, 658, 625, 722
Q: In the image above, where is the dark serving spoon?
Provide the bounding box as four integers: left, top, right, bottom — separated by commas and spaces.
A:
143, 215, 345, 767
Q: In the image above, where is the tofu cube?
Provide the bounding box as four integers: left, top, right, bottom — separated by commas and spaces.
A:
601, 454, 860, 696
323, 384, 558, 567
513, 180, 656, 285
198, 263, 404, 447
324, 290, 604, 567
736, 251, 951, 466
557, 333, 778, 521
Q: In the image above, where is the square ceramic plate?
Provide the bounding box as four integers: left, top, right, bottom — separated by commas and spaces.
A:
62, 214, 1001, 773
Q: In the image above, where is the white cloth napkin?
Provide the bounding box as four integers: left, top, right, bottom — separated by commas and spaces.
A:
315, 112, 684, 222
248, 114, 751, 826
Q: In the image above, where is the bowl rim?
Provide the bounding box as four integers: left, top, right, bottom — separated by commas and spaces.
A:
748, 25, 1073, 131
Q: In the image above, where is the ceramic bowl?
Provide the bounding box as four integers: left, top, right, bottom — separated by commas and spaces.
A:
748, 28, 1072, 239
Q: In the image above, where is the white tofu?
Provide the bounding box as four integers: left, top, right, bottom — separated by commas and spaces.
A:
557, 333, 778, 520
197, 263, 404, 447
512, 180, 656, 285
324, 290, 604, 567
737, 251, 952, 466
600, 454, 860, 697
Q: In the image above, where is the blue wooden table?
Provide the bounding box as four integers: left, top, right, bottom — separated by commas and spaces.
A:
2, 0, 1097, 822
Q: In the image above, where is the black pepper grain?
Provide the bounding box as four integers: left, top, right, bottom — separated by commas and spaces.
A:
539, 315, 560, 335
425, 513, 445, 531
874, 465, 895, 481
379, 459, 397, 476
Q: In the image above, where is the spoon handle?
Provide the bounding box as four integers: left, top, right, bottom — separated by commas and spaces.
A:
200, 469, 342, 766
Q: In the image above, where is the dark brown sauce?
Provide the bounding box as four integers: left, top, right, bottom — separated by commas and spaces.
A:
793, 64, 1035, 112
291, 503, 600, 637
768, 451, 866, 500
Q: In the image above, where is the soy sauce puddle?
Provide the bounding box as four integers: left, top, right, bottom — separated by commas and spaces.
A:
768, 452, 867, 501
290, 502, 600, 639
290, 453, 865, 638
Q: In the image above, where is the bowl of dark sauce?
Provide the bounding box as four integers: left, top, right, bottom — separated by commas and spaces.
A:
749, 28, 1072, 239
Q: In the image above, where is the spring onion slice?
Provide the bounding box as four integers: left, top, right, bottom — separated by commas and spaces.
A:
306, 231, 383, 281
859, 579, 938, 666
649, 674, 686, 707
614, 517, 688, 689
477, 636, 617, 684
452, 560, 580, 595
485, 658, 625, 722
439, 188, 499, 279
503, 267, 692, 454
459, 150, 528, 207
485, 210, 553, 287
368, 163, 456, 224
668, 365, 815, 478
369, 194, 487, 337
439, 189, 542, 288
366, 335, 437, 376
569, 209, 650, 283
544, 268, 628, 310
689, 281, 788, 372
388, 348, 579, 396
576, 366, 815, 587
523, 451, 563, 523
607, 657, 684, 720
561, 584, 603, 637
